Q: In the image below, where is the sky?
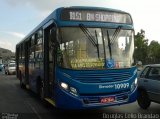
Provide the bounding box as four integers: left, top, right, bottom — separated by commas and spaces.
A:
0, 0, 160, 52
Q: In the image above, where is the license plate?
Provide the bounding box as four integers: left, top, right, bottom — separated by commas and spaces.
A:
100, 97, 115, 103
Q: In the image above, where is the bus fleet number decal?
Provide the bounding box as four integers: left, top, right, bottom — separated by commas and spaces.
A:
115, 83, 129, 89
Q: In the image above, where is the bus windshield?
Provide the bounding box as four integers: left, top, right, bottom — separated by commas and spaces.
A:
104, 29, 134, 68
58, 27, 134, 70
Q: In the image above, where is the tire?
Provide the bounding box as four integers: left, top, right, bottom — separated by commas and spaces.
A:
137, 90, 151, 109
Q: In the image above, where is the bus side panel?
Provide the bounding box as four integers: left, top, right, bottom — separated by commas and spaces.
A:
28, 32, 44, 94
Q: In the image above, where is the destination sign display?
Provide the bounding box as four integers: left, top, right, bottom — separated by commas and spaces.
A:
61, 9, 132, 24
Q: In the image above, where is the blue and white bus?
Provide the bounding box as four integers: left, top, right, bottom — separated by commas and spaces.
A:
16, 6, 137, 109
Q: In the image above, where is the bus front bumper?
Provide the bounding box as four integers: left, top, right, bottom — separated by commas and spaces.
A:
55, 86, 137, 109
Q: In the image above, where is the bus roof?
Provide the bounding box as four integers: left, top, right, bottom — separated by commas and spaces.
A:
16, 6, 132, 46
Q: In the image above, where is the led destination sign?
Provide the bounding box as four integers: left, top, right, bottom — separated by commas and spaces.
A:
61, 9, 132, 24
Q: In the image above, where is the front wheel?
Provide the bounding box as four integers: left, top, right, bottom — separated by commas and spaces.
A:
137, 90, 151, 109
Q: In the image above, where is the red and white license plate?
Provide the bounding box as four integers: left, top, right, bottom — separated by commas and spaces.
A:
100, 97, 115, 103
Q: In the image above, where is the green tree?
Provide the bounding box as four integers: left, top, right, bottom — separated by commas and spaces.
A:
134, 29, 148, 64
148, 41, 160, 63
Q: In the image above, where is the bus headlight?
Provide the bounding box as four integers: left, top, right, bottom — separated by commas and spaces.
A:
60, 82, 78, 97
60, 82, 68, 90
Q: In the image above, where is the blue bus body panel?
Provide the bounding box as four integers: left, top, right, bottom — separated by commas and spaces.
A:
55, 84, 137, 109
28, 68, 44, 93
57, 67, 136, 94
54, 67, 137, 109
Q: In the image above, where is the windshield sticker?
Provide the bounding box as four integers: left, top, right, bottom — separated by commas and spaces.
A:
106, 59, 115, 68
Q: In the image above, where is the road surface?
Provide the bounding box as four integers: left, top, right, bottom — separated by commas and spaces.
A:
0, 71, 159, 119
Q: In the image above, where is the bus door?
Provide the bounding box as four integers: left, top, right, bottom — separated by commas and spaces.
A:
44, 24, 56, 98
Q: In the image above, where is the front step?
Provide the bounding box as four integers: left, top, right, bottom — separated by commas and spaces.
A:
44, 98, 56, 106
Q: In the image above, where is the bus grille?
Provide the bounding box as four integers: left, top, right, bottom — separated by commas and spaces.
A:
75, 72, 132, 83
83, 92, 129, 104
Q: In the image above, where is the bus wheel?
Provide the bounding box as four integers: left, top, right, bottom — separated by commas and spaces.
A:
137, 90, 151, 109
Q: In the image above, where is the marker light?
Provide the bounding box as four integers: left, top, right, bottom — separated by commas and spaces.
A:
135, 78, 138, 85
131, 78, 138, 92
70, 87, 77, 94
60, 82, 68, 90
70, 87, 78, 97
131, 82, 135, 92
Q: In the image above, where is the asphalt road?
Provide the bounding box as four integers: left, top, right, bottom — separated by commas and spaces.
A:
0, 71, 160, 119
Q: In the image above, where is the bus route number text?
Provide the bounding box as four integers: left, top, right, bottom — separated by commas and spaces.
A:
69, 12, 82, 20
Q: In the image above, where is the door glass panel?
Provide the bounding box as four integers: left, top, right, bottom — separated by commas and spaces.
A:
148, 67, 160, 80
140, 67, 150, 78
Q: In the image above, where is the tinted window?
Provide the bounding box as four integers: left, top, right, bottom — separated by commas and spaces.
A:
140, 66, 150, 78
148, 67, 160, 80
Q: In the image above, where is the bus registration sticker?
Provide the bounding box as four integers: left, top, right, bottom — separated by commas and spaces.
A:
100, 97, 115, 103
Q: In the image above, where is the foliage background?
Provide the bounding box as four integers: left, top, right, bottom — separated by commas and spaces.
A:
134, 29, 160, 65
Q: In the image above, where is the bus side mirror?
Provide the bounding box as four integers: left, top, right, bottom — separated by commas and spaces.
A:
50, 27, 56, 41
50, 27, 60, 46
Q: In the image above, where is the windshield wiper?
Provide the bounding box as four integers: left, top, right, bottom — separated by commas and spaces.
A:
95, 30, 100, 58
79, 24, 100, 58
79, 24, 97, 47
107, 30, 112, 59
110, 26, 122, 44
106, 26, 122, 59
